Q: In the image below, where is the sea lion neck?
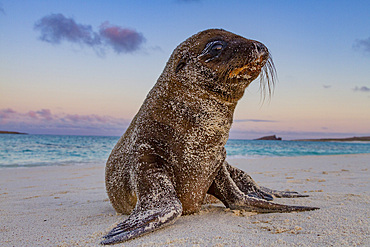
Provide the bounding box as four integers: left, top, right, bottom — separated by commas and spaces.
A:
146, 75, 238, 127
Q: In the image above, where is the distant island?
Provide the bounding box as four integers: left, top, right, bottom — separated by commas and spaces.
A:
255, 135, 282, 141
294, 136, 370, 142
0, 131, 28, 135
253, 135, 370, 142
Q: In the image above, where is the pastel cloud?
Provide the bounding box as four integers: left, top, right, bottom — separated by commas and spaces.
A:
26, 109, 53, 120
39, 109, 53, 120
2, 108, 16, 114
34, 13, 145, 55
99, 22, 145, 53
27, 111, 38, 119
353, 86, 370, 92
65, 114, 109, 123
353, 37, 370, 54
0, 108, 130, 136
34, 14, 100, 45
0, 108, 16, 123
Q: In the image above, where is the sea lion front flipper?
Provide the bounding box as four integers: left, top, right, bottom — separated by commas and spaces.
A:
208, 163, 319, 213
101, 162, 182, 245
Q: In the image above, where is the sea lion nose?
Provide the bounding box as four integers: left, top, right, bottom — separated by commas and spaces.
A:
253, 42, 268, 56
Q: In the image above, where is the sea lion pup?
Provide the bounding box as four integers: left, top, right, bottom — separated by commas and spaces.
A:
102, 29, 318, 245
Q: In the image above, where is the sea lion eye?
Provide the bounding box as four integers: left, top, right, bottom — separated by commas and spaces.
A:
199, 40, 227, 62
211, 43, 223, 51
208, 41, 225, 55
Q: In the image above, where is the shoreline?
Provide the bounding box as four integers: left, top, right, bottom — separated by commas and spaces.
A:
2, 153, 370, 169
1, 154, 369, 246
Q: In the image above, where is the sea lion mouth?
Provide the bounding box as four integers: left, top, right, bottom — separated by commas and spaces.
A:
228, 65, 254, 80
228, 57, 266, 80
228, 55, 276, 99
228, 63, 263, 80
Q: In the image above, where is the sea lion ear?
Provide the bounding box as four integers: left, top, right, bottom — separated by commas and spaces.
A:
175, 56, 188, 73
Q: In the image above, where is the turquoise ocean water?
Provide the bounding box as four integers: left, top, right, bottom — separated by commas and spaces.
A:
0, 134, 369, 168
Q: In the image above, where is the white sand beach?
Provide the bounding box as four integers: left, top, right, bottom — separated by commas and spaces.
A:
1, 154, 369, 246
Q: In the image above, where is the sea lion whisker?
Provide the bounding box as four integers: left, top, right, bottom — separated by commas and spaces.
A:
258, 55, 276, 102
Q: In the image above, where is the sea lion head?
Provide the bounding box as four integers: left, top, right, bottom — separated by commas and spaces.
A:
168, 29, 276, 103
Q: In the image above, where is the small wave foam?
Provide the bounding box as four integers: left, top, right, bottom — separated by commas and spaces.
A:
227, 154, 268, 160
0, 160, 105, 169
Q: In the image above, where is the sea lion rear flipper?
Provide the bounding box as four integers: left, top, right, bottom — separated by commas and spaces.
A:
101, 162, 182, 245
208, 162, 319, 213
225, 162, 309, 200
225, 162, 274, 201
259, 186, 309, 198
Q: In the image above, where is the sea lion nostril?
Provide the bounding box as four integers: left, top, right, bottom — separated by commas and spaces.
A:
253, 42, 267, 55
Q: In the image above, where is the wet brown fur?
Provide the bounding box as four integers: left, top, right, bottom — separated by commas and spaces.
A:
105, 29, 276, 215
102, 29, 315, 245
